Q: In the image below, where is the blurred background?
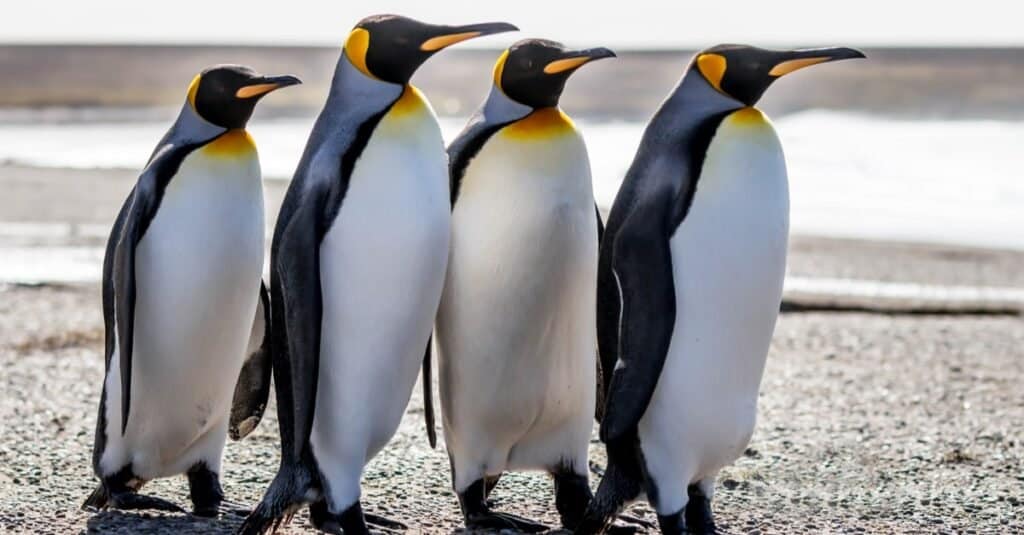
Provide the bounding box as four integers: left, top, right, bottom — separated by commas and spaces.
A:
1, 0, 1022, 283
1, 2, 1022, 533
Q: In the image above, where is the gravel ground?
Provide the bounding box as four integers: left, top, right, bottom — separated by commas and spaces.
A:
0, 283, 1021, 534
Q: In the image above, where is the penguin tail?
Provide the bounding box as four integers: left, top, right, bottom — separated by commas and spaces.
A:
575, 460, 641, 535
81, 483, 110, 511
238, 464, 316, 535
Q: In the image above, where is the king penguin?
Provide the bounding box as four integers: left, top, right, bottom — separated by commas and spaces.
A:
577, 45, 865, 534
83, 65, 300, 516
239, 15, 517, 535
427, 39, 614, 532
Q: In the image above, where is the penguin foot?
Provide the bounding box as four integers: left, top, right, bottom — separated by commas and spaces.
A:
196, 498, 251, 519
187, 462, 224, 518
465, 511, 550, 533
599, 512, 656, 534
108, 491, 186, 514
552, 469, 592, 530
656, 510, 687, 535
364, 513, 408, 530
310, 499, 385, 535
684, 485, 716, 534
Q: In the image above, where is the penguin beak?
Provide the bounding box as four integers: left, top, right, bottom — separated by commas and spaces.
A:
768, 47, 865, 77
235, 74, 303, 99
543, 47, 617, 75
419, 21, 519, 52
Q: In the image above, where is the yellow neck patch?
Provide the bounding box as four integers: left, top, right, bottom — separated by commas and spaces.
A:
202, 129, 256, 158
344, 28, 376, 79
501, 107, 576, 141
728, 107, 769, 127
389, 85, 428, 118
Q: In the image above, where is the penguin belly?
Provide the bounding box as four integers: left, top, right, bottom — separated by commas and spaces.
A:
637, 109, 789, 514
100, 136, 266, 480
311, 96, 450, 510
438, 123, 598, 490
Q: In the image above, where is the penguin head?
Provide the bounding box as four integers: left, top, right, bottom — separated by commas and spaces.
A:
187, 65, 301, 129
493, 39, 616, 109
344, 14, 518, 84
693, 45, 865, 106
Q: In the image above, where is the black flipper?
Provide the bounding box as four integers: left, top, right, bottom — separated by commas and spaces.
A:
595, 203, 608, 423
229, 280, 273, 440
599, 188, 678, 448
422, 336, 437, 448
103, 140, 207, 437
276, 183, 332, 462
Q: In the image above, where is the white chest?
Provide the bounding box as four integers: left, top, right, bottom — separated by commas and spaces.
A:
638, 109, 789, 482
102, 139, 266, 478
454, 120, 597, 260
313, 96, 451, 466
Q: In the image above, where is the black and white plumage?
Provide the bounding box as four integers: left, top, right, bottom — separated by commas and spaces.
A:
240, 15, 517, 535
579, 45, 864, 535
430, 39, 615, 533
84, 65, 299, 517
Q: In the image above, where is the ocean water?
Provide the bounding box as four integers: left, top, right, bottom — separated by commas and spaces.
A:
0, 109, 1021, 282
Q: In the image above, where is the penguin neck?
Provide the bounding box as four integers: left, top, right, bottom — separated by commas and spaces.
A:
324, 52, 404, 113
149, 101, 227, 164
478, 85, 533, 126
647, 69, 744, 146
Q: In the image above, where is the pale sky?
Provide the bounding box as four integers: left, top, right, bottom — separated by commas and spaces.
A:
2, 1, 1022, 47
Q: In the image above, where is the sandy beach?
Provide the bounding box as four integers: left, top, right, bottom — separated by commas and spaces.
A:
1, 164, 1022, 534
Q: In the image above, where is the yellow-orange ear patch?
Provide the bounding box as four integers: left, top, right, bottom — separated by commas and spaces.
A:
202, 129, 256, 158
187, 73, 202, 109
501, 107, 575, 140
344, 28, 376, 79
696, 53, 727, 92
493, 49, 510, 90
769, 57, 830, 76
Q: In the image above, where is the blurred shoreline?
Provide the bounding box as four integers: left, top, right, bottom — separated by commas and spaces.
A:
2, 164, 1023, 315
2, 45, 1023, 120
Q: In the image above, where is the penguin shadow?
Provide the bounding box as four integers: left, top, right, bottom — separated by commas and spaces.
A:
84, 509, 245, 534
